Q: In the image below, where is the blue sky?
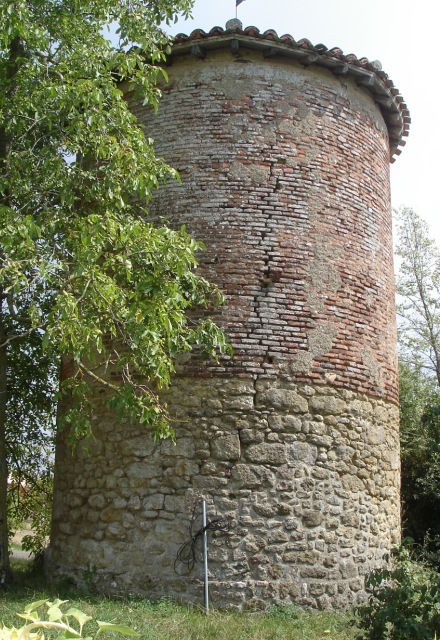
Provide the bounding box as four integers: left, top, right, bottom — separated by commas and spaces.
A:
164, 0, 439, 244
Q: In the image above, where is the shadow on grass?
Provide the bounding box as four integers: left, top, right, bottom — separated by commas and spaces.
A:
4, 557, 95, 604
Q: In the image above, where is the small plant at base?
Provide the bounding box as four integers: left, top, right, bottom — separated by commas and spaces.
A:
0, 599, 140, 640
355, 546, 440, 640
82, 565, 98, 593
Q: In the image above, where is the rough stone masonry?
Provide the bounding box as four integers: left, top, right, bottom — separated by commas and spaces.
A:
48, 20, 410, 609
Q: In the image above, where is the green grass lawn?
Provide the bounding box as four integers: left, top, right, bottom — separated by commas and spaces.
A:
0, 561, 357, 640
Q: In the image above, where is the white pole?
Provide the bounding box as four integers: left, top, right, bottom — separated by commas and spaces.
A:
202, 499, 209, 615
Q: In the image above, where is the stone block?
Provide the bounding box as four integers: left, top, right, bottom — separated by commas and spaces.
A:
246, 443, 288, 465
268, 414, 302, 432
283, 550, 320, 564
111, 497, 127, 509
164, 495, 185, 513
253, 502, 278, 517
279, 580, 301, 599
302, 511, 324, 527
211, 434, 241, 461
127, 496, 141, 510
122, 435, 157, 458
143, 494, 165, 511
342, 511, 359, 528
291, 442, 318, 465
161, 438, 195, 458
284, 517, 299, 531
233, 464, 275, 488
239, 429, 264, 444
88, 494, 106, 509
222, 396, 254, 411
341, 474, 365, 492
100, 507, 121, 523
106, 523, 126, 540
126, 462, 158, 480
277, 503, 292, 515
268, 530, 289, 543
339, 561, 358, 579
256, 388, 308, 412
310, 396, 346, 415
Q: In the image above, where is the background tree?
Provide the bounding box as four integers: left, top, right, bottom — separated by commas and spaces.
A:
0, 0, 230, 585
6, 329, 56, 559
396, 208, 440, 564
396, 207, 440, 383
399, 361, 440, 560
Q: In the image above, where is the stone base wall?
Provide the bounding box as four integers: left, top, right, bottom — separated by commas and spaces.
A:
48, 378, 400, 609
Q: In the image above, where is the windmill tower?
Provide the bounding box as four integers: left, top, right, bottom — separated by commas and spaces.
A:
48, 19, 409, 609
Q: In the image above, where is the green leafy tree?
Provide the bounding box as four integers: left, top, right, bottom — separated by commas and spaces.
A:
396, 208, 440, 564
399, 361, 440, 559
396, 207, 440, 384
0, 0, 230, 586
6, 329, 56, 559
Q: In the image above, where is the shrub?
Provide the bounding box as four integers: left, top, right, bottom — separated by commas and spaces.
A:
355, 547, 440, 640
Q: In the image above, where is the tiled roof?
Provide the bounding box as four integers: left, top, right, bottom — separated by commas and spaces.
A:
170, 21, 409, 162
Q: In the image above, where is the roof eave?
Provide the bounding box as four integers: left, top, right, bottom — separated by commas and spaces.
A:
168, 29, 409, 162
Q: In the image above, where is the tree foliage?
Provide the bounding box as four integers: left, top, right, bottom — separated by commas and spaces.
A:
6, 329, 56, 558
0, 0, 230, 584
396, 208, 440, 565
356, 547, 440, 640
399, 361, 440, 561
396, 207, 440, 384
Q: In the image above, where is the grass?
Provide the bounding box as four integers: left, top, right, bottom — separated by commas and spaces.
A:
0, 561, 358, 640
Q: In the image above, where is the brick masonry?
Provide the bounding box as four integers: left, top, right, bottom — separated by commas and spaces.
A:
48, 32, 402, 609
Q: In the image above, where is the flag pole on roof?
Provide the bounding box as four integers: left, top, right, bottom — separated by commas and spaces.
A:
236, 0, 246, 19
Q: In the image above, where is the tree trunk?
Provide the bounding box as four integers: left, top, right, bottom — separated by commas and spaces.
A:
0, 36, 25, 586
0, 292, 11, 586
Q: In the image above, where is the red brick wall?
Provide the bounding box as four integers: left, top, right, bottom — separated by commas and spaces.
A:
131, 48, 397, 402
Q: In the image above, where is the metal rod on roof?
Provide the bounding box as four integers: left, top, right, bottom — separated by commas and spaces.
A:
236, 0, 246, 19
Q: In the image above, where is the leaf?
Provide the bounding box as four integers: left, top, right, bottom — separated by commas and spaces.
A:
55, 630, 82, 640
64, 609, 93, 627
24, 600, 48, 614
47, 606, 63, 622
49, 599, 69, 608
16, 612, 41, 622
96, 622, 140, 636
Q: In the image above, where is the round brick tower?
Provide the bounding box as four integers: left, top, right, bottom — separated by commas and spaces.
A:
48, 21, 409, 609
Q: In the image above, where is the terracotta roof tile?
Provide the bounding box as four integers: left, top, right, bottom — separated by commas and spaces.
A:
328, 47, 343, 57
297, 37, 314, 48
169, 23, 409, 160
279, 34, 296, 45
261, 29, 279, 40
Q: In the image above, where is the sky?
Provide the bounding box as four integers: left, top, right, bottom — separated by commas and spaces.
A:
164, 0, 439, 244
